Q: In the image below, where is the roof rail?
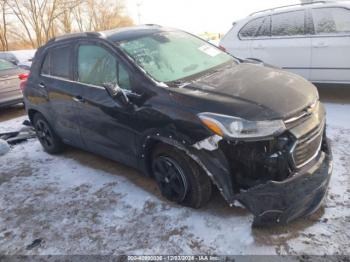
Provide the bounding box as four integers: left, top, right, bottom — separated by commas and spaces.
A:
249, 1, 328, 16
143, 24, 161, 27
47, 32, 102, 43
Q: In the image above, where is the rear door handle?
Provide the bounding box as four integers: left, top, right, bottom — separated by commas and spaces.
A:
73, 95, 85, 103
38, 82, 46, 88
313, 42, 328, 48
253, 44, 264, 49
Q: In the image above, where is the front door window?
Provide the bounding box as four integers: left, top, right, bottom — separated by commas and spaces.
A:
77, 44, 131, 90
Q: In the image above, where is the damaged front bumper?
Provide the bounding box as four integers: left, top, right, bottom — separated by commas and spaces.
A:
234, 138, 333, 226
141, 107, 332, 227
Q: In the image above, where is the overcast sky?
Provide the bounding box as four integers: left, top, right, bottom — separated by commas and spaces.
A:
126, 0, 298, 34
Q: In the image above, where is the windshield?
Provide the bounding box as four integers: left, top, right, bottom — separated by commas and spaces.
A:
0, 59, 16, 70
119, 31, 234, 83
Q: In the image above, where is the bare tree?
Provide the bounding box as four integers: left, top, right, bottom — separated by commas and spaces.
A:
8, 0, 82, 47
3, 0, 133, 49
0, 0, 10, 51
55, 0, 86, 34
76, 0, 133, 32
57, 6, 72, 33
8, 0, 47, 47
72, 0, 85, 32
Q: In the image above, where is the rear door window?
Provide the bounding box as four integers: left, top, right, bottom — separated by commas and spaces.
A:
41, 45, 71, 79
50, 46, 70, 78
239, 17, 265, 39
272, 10, 306, 36
312, 8, 350, 35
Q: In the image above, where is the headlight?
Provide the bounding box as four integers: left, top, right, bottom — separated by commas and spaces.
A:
198, 112, 286, 140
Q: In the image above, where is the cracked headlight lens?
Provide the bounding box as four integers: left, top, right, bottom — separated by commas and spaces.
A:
198, 112, 286, 140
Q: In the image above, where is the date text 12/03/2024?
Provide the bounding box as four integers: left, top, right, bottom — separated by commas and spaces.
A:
127, 255, 221, 261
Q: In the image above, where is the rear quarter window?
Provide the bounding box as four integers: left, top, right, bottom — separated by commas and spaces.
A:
239, 17, 265, 39
220, 22, 237, 42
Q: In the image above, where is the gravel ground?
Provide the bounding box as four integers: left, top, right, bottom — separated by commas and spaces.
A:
0, 88, 349, 256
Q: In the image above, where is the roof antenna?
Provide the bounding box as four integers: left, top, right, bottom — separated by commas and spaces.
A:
136, 1, 143, 25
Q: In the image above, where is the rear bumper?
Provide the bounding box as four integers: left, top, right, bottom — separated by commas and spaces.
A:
234, 138, 332, 226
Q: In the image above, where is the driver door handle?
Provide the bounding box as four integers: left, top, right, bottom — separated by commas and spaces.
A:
313, 42, 328, 48
73, 95, 85, 103
253, 44, 264, 49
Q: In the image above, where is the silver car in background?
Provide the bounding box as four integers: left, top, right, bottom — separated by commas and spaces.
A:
0, 50, 36, 70
220, 1, 350, 85
0, 59, 26, 107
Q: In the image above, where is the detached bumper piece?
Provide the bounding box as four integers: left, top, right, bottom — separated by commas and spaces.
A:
234, 139, 332, 226
0, 120, 36, 145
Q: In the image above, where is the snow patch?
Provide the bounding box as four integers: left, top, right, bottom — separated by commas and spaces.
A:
0, 103, 349, 255
0, 139, 10, 156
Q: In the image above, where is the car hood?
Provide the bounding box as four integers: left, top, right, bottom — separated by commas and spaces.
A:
178, 63, 318, 120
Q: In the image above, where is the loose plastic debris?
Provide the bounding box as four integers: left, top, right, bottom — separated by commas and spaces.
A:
0, 120, 36, 145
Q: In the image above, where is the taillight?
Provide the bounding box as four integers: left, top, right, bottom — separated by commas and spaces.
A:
18, 73, 29, 92
18, 73, 29, 80
219, 45, 226, 52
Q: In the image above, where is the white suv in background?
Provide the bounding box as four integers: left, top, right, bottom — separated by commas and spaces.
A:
220, 1, 350, 85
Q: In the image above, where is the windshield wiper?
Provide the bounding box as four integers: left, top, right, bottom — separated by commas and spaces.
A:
167, 79, 187, 86
166, 61, 235, 87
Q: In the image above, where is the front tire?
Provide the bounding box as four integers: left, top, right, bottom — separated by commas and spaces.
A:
33, 113, 64, 154
152, 144, 212, 208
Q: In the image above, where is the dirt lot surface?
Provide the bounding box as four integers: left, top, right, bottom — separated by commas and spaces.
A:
0, 87, 349, 256
0, 104, 25, 122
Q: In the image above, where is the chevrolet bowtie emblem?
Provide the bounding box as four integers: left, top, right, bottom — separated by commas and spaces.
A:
305, 106, 314, 115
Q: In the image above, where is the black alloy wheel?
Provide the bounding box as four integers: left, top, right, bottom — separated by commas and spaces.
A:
152, 144, 212, 208
35, 119, 54, 149
33, 113, 64, 154
152, 156, 189, 202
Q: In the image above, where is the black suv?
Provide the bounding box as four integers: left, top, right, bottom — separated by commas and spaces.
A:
23, 25, 332, 226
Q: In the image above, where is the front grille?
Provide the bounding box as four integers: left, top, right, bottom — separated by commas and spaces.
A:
285, 100, 319, 129
291, 122, 324, 168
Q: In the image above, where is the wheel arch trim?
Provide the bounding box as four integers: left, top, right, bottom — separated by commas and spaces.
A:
138, 129, 235, 204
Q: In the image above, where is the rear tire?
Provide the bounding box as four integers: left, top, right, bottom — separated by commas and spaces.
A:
152, 144, 212, 208
33, 113, 64, 154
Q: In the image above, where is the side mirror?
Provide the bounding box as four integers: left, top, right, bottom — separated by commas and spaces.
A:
103, 82, 130, 108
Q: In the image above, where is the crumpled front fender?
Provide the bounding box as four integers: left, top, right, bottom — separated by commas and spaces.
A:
139, 130, 235, 203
